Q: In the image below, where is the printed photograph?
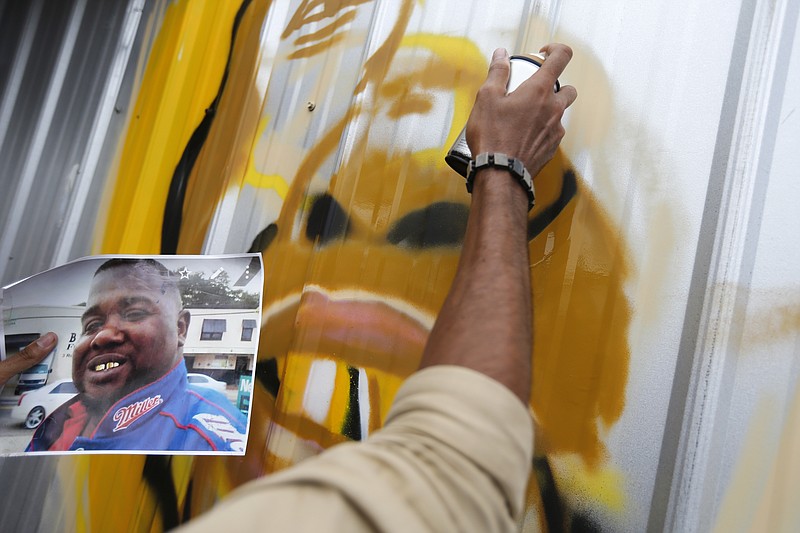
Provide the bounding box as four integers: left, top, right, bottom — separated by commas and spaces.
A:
0, 254, 262, 455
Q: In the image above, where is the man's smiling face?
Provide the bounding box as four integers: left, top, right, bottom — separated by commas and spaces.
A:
73, 264, 189, 413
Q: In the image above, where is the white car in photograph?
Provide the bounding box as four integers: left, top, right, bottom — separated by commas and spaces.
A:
186, 373, 227, 393
11, 379, 79, 429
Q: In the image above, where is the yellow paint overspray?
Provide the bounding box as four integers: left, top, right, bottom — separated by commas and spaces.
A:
551, 455, 628, 513
177, 0, 273, 253
713, 397, 780, 533
711, 288, 800, 531
240, 117, 289, 195
713, 369, 800, 533
85, 456, 159, 531
739, 289, 800, 349
100, 0, 243, 253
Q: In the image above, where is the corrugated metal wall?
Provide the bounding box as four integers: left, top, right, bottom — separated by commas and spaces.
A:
0, 0, 147, 284
0, 0, 798, 531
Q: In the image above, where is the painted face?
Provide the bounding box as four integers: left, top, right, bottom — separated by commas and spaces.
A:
255, 38, 630, 470
248, 45, 483, 461
73, 267, 189, 412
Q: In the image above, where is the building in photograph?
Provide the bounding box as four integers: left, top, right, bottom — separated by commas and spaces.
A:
181, 308, 259, 387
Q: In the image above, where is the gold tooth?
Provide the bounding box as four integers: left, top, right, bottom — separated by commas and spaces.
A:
93, 362, 121, 371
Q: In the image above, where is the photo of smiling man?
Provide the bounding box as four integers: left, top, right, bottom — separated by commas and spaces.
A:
16, 256, 258, 454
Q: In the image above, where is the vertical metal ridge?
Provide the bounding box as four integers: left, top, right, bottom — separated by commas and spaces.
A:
53, 0, 145, 266
695, 1, 799, 529
524, 0, 563, 46
0, 0, 87, 283
0, 0, 43, 153
646, 0, 755, 529
648, 0, 797, 530
203, 0, 293, 254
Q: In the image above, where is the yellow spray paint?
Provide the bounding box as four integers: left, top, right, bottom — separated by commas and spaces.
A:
176, 0, 274, 252
100, 0, 244, 253
88, 1, 632, 530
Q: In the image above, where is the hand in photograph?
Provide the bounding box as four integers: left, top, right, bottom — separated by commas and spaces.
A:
0, 333, 57, 387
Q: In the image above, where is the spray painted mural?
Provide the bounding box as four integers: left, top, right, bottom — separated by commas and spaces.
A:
0, 0, 632, 530
91, 1, 633, 530
5, 0, 798, 531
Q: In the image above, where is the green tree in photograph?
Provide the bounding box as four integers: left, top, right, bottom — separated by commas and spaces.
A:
177, 270, 259, 309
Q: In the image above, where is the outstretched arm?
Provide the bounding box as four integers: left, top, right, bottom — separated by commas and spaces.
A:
419, 45, 577, 403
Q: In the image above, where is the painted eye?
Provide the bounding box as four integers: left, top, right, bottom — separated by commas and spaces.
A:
387, 202, 469, 248
305, 194, 351, 244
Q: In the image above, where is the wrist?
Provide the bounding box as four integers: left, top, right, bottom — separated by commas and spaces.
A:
466, 152, 535, 211
470, 168, 531, 224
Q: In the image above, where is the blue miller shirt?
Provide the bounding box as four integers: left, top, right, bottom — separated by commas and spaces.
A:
27, 362, 247, 453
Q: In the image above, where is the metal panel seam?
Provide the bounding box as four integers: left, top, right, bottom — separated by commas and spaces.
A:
0, 0, 88, 283
52, 0, 146, 266
648, 0, 796, 530
646, 0, 755, 530
0, 0, 43, 155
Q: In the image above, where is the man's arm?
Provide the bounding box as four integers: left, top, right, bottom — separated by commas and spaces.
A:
420, 45, 577, 402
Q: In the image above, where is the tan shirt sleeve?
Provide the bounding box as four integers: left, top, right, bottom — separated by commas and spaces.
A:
177, 366, 533, 532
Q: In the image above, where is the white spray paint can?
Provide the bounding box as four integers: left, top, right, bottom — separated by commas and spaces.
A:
445, 54, 561, 177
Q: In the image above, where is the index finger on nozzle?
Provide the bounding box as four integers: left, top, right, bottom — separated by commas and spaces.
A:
484, 47, 511, 91
536, 43, 573, 84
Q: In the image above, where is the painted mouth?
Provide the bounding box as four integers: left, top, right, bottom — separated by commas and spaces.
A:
263, 285, 434, 376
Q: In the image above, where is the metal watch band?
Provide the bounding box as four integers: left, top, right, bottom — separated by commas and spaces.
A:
466, 152, 535, 210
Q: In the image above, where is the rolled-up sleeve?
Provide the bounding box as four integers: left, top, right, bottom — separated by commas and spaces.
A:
177, 365, 533, 532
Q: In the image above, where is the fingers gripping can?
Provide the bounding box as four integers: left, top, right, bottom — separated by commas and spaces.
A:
445, 54, 561, 177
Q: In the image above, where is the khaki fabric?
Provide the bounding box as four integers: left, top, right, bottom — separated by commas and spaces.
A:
178, 366, 533, 532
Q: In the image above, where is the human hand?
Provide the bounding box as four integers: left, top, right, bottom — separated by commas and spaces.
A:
0, 332, 57, 387
465, 44, 578, 178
